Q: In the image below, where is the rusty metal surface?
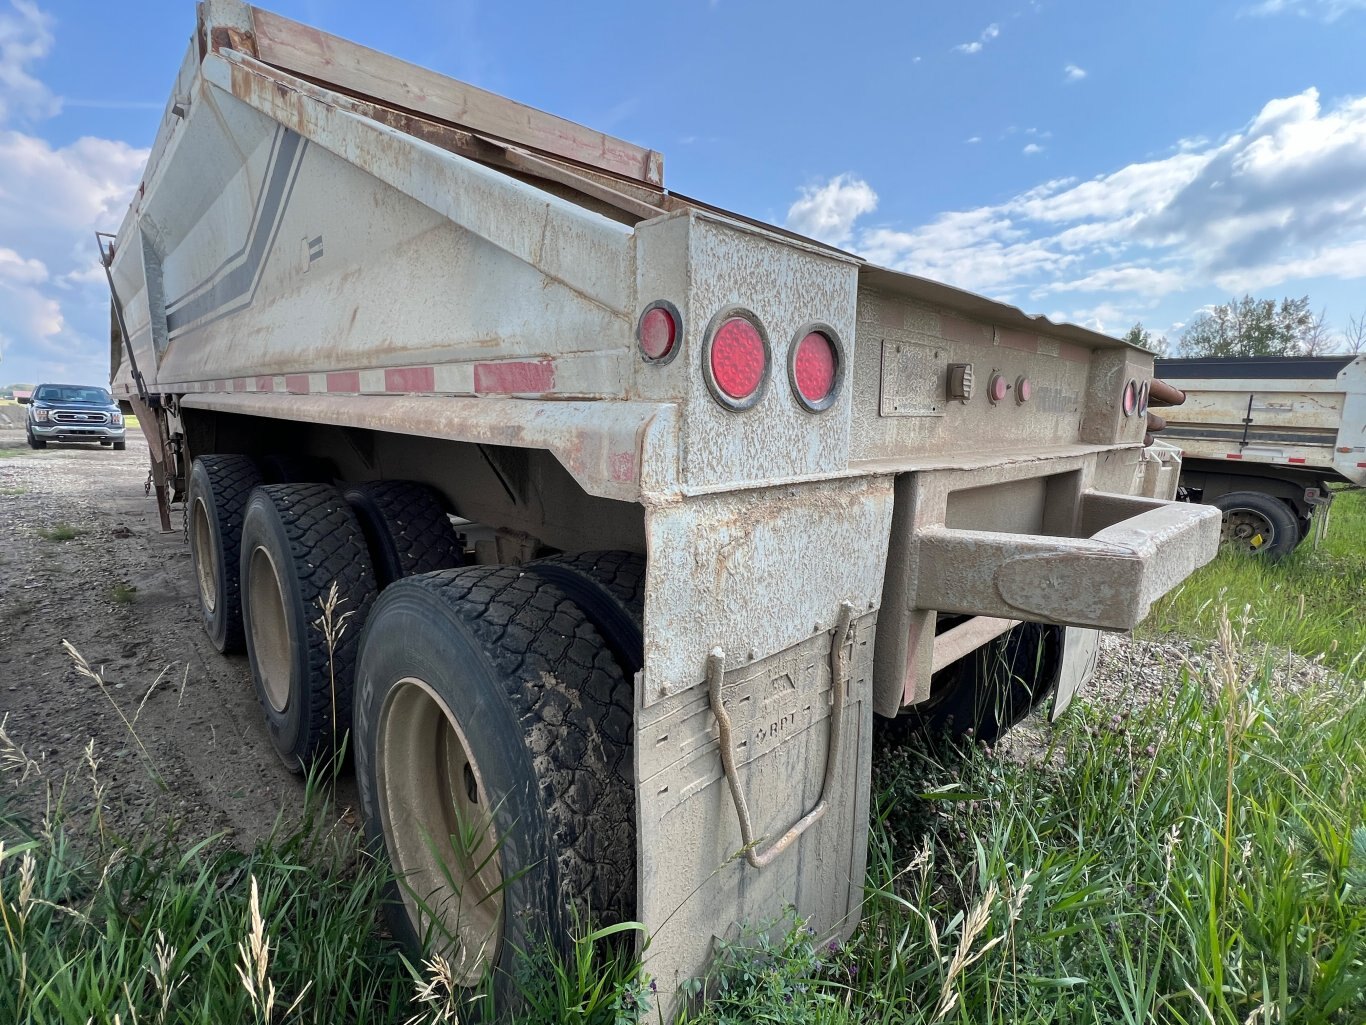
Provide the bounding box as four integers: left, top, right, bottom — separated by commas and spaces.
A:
247, 5, 665, 186
179, 391, 678, 502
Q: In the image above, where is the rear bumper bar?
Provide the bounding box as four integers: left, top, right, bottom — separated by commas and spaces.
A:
915, 492, 1220, 631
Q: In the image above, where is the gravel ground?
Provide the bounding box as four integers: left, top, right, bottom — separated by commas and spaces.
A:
0, 428, 343, 844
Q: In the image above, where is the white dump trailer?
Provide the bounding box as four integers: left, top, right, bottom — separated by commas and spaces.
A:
1156, 355, 1366, 557
105, 1, 1220, 1010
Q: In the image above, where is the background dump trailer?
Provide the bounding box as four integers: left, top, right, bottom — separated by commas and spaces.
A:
1156, 355, 1366, 558
105, 0, 1220, 1008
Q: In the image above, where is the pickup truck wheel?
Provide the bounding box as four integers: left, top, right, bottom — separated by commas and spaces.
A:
342, 481, 464, 589
1210, 491, 1298, 559
187, 455, 264, 653
525, 551, 644, 677
112, 440, 126, 451
26, 431, 45, 450
887, 622, 1063, 745
240, 483, 377, 769
99, 439, 112, 446
353, 567, 635, 999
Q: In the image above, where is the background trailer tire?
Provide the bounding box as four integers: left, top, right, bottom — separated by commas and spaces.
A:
239, 483, 378, 769
342, 480, 465, 589
353, 567, 635, 1000
187, 455, 263, 653
1209, 490, 1300, 559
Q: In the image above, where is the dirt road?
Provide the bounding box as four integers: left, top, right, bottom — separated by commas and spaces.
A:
0, 430, 337, 843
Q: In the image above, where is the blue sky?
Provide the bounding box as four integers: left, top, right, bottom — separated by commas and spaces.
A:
3, 0, 1366, 385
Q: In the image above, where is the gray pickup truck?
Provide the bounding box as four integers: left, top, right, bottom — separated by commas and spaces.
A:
20, 384, 127, 450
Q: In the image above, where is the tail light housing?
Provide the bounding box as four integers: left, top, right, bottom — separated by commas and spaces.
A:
788, 325, 844, 412
1138, 381, 1150, 416
1122, 379, 1138, 417
703, 310, 770, 410
637, 300, 681, 364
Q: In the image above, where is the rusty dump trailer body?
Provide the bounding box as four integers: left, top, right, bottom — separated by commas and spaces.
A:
107, 1, 1220, 1007
1156, 355, 1366, 554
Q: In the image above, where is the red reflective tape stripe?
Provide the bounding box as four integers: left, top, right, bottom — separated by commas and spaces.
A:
1226, 453, 1242, 459
474, 360, 555, 394
233, 378, 248, 392
326, 371, 361, 393
1358, 461, 1366, 468
255, 377, 274, 392
284, 375, 310, 394
384, 366, 435, 392
1288, 457, 1306, 464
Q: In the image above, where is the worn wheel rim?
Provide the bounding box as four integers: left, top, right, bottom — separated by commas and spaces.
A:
377, 677, 503, 986
247, 546, 293, 712
191, 497, 217, 615
1220, 508, 1275, 553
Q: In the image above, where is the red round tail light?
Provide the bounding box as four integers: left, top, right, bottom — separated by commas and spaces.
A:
705, 313, 769, 409
1138, 380, 1150, 415
637, 301, 680, 363
1122, 378, 1138, 417
789, 328, 843, 411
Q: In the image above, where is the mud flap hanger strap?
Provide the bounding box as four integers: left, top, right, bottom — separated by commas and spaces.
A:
707, 601, 855, 869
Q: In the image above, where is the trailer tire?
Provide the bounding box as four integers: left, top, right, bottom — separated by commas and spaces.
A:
187, 455, 263, 653
353, 567, 635, 998
526, 551, 644, 677
342, 480, 464, 589
885, 622, 1063, 745
239, 483, 377, 769
1210, 490, 1299, 559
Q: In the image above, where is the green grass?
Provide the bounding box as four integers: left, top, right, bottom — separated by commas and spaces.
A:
110, 582, 137, 604
0, 485, 29, 496
37, 523, 80, 542
1143, 489, 1366, 672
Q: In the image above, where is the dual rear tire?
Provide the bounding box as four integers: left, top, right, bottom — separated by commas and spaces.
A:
186, 455, 641, 995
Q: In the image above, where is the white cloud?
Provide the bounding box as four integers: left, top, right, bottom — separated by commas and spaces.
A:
793, 86, 1366, 319
0, 0, 58, 124
785, 174, 878, 247
966, 136, 982, 144
1247, 0, 1366, 20
0, 246, 47, 284
953, 22, 1000, 54
0, 3, 146, 383
1064, 64, 1087, 82
1023, 143, 1044, 155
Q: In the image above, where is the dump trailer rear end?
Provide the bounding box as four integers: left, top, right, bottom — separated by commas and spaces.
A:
106, 2, 1220, 1011
1156, 355, 1366, 556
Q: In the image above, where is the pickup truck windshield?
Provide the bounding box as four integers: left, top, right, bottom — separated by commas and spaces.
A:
35, 386, 112, 404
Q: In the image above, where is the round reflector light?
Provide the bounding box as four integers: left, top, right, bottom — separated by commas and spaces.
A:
988, 374, 1008, 404
637, 302, 679, 363
707, 315, 768, 408
1138, 380, 1150, 415
1122, 379, 1138, 416
1015, 376, 1032, 403
790, 329, 842, 411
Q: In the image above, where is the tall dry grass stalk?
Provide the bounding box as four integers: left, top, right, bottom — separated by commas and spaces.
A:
236, 875, 311, 1022
313, 581, 356, 760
